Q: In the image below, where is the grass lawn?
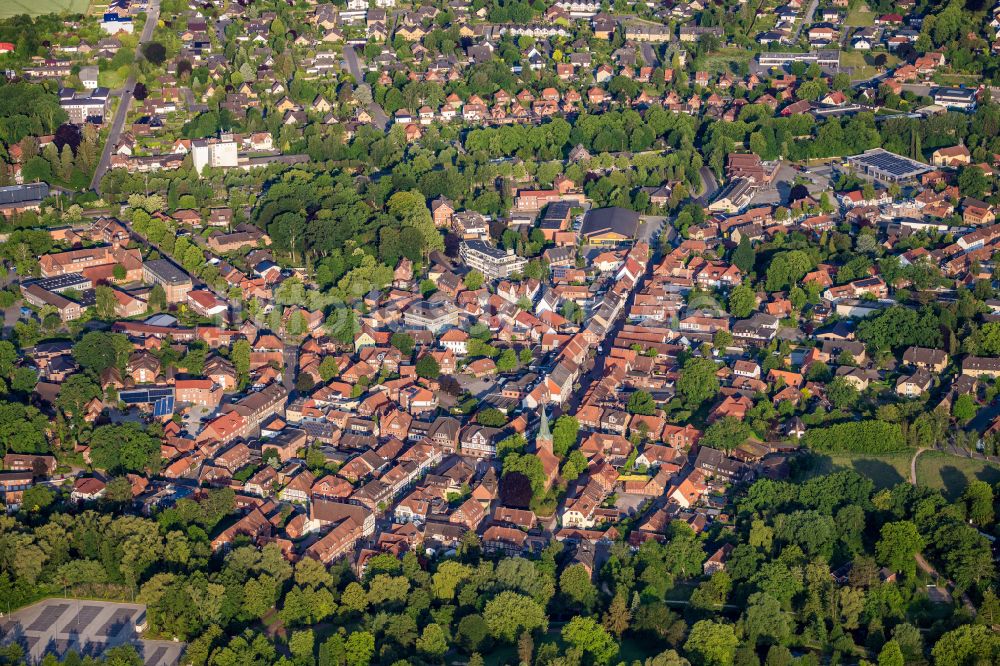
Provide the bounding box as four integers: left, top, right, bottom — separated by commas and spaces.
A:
915, 451, 1000, 501
806, 451, 913, 489
703, 48, 755, 76
845, 5, 875, 27
0, 0, 90, 17
840, 50, 900, 80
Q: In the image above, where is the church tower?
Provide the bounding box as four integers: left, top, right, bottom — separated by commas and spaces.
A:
537, 405, 553, 452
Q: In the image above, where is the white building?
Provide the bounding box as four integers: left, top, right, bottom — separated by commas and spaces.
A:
191, 137, 239, 175
79, 66, 99, 89
460, 240, 528, 281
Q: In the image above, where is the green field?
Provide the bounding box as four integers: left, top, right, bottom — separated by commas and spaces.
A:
915, 451, 1000, 501
0, 0, 90, 18
845, 6, 875, 27
840, 50, 900, 80
702, 48, 756, 76
807, 452, 913, 489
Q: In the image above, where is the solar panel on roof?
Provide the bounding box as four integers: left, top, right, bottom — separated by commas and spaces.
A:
119, 386, 174, 405
152, 395, 175, 417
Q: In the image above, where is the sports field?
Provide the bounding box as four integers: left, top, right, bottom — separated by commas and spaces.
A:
0, 0, 90, 18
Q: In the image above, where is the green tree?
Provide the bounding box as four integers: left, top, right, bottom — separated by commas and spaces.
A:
875, 521, 923, 578
390, 332, 415, 356
684, 621, 739, 666
559, 563, 597, 611
931, 624, 1000, 666
627, 390, 656, 415
727, 284, 756, 319
89, 422, 161, 473
477, 408, 507, 427
340, 582, 368, 614
149, 284, 167, 312
743, 593, 789, 646
464, 270, 484, 290
289, 630, 315, 666
952, 394, 977, 423
561, 617, 618, 665
232, 339, 251, 388
319, 357, 339, 382
416, 354, 441, 379
20, 484, 55, 511
731, 237, 755, 274
702, 417, 751, 453
56, 373, 101, 419
677, 357, 720, 407
963, 480, 995, 526
496, 348, 518, 373
552, 415, 579, 456
483, 591, 547, 642
958, 166, 988, 199
344, 631, 375, 666
73, 331, 131, 375
877, 640, 904, 666
826, 377, 859, 410
416, 623, 448, 659
603, 593, 630, 638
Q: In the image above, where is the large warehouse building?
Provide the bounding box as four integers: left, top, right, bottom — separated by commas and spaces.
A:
580, 207, 640, 247
844, 148, 933, 184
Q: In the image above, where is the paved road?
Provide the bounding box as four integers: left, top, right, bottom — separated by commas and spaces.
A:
282, 342, 298, 392
792, 0, 819, 42
91, 0, 161, 193
182, 86, 208, 114
695, 166, 719, 205
342, 46, 390, 130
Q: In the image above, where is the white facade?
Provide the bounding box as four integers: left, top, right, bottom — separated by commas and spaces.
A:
191, 138, 238, 175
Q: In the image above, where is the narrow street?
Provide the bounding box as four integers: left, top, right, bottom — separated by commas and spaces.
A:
342, 46, 390, 131
91, 0, 162, 193
792, 0, 819, 42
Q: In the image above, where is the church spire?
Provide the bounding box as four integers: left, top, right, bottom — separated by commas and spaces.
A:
537, 406, 553, 450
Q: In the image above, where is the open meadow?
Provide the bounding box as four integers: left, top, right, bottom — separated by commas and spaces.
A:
0, 0, 90, 19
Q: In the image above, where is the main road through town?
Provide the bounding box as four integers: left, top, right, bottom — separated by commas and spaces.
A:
91, 0, 162, 193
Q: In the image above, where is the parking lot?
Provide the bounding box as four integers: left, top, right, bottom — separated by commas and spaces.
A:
0, 599, 184, 665
748, 162, 834, 207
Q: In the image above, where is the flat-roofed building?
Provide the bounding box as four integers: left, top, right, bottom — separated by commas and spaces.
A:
143, 259, 193, 303
191, 137, 239, 174
757, 50, 841, 69
460, 240, 528, 281
59, 87, 111, 123
932, 87, 977, 111
403, 295, 460, 333
845, 148, 933, 184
